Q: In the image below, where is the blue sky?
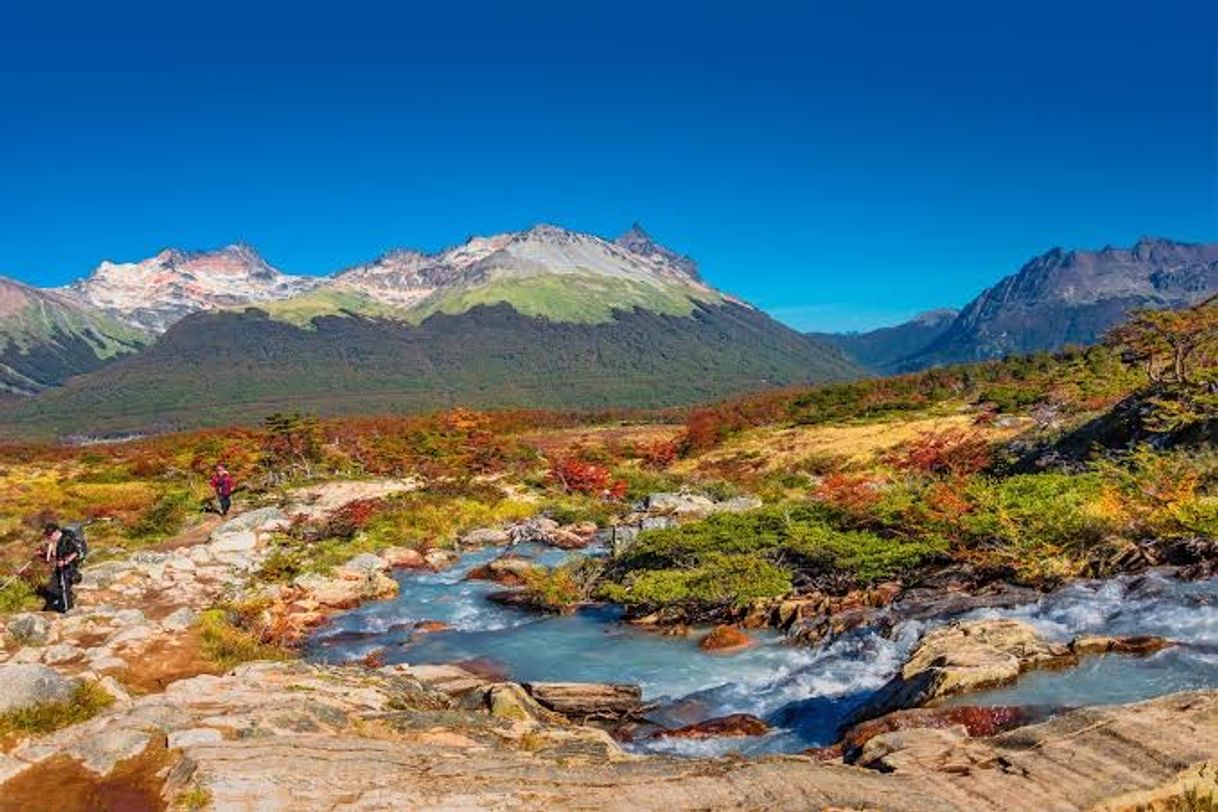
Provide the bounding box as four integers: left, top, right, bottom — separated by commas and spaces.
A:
1, 0, 1215, 331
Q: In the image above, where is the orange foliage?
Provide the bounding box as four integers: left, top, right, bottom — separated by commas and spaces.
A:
547, 457, 627, 499
888, 429, 993, 477
813, 472, 887, 513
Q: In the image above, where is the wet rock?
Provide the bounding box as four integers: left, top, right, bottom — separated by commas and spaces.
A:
412, 620, 452, 634
853, 619, 1075, 722
1070, 634, 1173, 656
653, 713, 770, 739
466, 556, 538, 587
381, 546, 426, 569
460, 527, 511, 546
698, 625, 754, 653
0, 663, 75, 712
7, 613, 51, 646
523, 682, 643, 718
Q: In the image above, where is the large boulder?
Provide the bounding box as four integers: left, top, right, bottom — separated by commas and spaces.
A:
646, 492, 717, 518
335, 553, 389, 580
853, 619, 1074, 723
381, 547, 427, 569
698, 625, 754, 653
466, 556, 538, 587
0, 664, 75, 713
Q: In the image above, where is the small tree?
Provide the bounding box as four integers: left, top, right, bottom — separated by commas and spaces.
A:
1105, 297, 1218, 386
261, 412, 324, 482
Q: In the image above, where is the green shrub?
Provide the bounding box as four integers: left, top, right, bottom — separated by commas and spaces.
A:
197, 608, 292, 669
0, 579, 40, 614
132, 488, 196, 539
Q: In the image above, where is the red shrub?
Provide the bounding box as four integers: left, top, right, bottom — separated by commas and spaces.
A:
813, 473, 887, 513
547, 458, 627, 499
639, 440, 678, 469
889, 429, 993, 477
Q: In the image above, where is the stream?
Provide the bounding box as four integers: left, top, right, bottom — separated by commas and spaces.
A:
306, 543, 1218, 756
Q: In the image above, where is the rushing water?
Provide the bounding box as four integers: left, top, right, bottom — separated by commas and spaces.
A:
306, 544, 1218, 756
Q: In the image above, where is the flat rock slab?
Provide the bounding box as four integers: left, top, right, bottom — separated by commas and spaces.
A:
524, 682, 643, 717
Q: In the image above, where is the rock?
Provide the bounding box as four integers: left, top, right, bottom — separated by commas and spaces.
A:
715, 495, 763, 513
160, 607, 197, 631
568, 521, 598, 537
640, 516, 676, 531
1094, 760, 1218, 811
0, 664, 75, 712
212, 507, 288, 536
210, 530, 258, 553
336, 553, 389, 579
383, 664, 488, 696
168, 727, 224, 749
293, 571, 399, 609
42, 644, 84, 665
381, 547, 426, 569
485, 683, 565, 724
1070, 634, 1173, 656
653, 713, 770, 739
646, 492, 717, 518
7, 613, 51, 646
853, 619, 1075, 722
97, 675, 132, 703
608, 525, 639, 556
855, 725, 970, 773
835, 706, 1040, 763
466, 556, 538, 587
547, 528, 592, 550
412, 620, 452, 634
424, 550, 458, 570
68, 727, 152, 774
460, 528, 511, 547
698, 625, 754, 653
523, 682, 643, 718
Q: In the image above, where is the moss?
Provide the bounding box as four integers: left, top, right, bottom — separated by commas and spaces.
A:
0, 680, 114, 737
173, 785, 214, 811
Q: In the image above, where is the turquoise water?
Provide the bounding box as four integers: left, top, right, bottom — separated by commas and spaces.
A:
307, 546, 1218, 755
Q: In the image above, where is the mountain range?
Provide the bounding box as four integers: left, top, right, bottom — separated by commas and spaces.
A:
818, 236, 1218, 373
1, 229, 1214, 438
0, 224, 854, 437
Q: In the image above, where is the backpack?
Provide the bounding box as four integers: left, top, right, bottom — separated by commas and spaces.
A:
63, 523, 88, 564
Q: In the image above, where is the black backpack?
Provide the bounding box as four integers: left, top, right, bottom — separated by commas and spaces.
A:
63, 523, 89, 564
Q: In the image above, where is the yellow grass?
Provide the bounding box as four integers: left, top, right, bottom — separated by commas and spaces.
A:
675, 413, 1028, 476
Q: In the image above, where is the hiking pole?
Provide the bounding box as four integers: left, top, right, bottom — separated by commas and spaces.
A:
0, 562, 32, 593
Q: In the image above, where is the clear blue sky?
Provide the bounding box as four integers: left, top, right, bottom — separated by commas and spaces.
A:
1, 0, 1215, 331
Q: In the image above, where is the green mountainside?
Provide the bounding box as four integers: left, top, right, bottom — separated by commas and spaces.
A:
0, 277, 147, 395
0, 302, 856, 438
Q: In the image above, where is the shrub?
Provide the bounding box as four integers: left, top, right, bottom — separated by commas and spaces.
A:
547, 458, 627, 499
197, 607, 293, 669
888, 428, 994, 476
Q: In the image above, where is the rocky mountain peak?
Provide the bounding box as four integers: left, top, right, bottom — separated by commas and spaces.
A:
614, 222, 700, 280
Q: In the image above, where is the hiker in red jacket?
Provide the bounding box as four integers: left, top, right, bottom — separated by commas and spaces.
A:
210, 464, 236, 517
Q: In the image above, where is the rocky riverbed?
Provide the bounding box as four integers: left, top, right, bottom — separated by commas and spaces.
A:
1, 484, 1217, 810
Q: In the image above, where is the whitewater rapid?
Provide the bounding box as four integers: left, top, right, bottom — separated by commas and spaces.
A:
306, 543, 1218, 755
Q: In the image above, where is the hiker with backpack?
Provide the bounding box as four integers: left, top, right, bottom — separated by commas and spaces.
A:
210, 463, 236, 517
41, 521, 87, 613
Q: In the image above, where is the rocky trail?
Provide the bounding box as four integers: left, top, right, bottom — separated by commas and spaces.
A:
0, 486, 1216, 810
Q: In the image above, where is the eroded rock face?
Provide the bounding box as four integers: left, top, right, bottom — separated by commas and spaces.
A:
1070, 634, 1173, 656
834, 705, 1040, 763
